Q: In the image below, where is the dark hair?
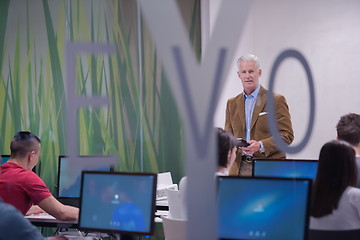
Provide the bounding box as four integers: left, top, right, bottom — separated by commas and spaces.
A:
217, 128, 237, 168
336, 113, 360, 146
10, 131, 41, 159
311, 140, 357, 218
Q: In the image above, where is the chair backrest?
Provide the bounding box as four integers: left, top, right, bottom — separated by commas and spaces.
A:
162, 216, 187, 240
308, 229, 360, 240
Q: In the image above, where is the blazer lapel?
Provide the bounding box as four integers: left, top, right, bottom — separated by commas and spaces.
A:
237, 93, 246, 132
250, 86, 267, 130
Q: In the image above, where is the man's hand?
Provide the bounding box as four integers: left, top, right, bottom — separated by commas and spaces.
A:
241, 140, 260, 155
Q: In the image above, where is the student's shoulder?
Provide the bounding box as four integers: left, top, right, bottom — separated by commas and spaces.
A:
347, 187, 360, 202
23, 170, 45, 185
25, 169, 41, 178
349, 187, 360, 194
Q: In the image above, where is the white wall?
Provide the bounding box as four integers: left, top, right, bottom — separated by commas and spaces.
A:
212, 0, 360, 159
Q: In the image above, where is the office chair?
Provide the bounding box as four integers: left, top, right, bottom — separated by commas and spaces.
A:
162, 216, 187, 240
308, 229, 360, 240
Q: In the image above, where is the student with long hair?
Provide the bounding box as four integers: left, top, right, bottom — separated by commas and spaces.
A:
310, 140, 360, 230
216, 127, 238, 176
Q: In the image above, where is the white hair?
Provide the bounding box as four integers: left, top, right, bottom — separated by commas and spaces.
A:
237, 54, 261, 70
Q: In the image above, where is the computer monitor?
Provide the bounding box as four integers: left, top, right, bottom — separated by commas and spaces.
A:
1, 154, 39, 175
1, 155, 10, 165
57, 155, 113, 199
253, 159, 318, 180
79, 171, 157, 236
217, 176, 312, 240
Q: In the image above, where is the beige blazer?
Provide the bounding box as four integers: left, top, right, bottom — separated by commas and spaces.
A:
225, 85, 294, 176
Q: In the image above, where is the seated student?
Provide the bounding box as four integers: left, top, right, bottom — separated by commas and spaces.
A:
336, 113, 360, 187
216, 127, 238, 176
0, 131, 78, 221
310, 140, 360, 230
0, 155, 66, 240
177, 128, 238, 217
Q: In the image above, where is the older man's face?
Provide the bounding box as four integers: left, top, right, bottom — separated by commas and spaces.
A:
237, 60, 262, 95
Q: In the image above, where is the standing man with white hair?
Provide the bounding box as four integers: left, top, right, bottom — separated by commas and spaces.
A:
225, 54, 294, 176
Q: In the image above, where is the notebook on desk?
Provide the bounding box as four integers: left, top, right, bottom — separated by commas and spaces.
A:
56, 155, 113, 207
26, 212, 56, 220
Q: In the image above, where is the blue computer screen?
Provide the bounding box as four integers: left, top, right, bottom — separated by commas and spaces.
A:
1, 155, 10, 165
79, 171, 156, 235
253, 159, 318, 180
217, 177, 311, 240
57, 156, 112, 198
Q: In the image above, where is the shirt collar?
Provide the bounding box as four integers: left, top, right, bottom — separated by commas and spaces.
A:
244, 84, 260, 99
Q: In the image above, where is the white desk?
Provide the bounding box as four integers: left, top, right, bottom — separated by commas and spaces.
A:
25, 213, 78, 228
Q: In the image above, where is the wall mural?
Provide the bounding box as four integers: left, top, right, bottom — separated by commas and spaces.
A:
0, 0, 200, 193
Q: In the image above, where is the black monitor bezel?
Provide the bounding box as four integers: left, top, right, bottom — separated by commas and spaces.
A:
56, 155, 114, 199
252, 158, 318, 178
217, 176, 312, 240
1, 154, 39, 175
78, 171, 157, 236
0, 154, 10, 165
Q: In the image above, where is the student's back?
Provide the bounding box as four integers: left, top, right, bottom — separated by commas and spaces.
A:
0, 162, 51, 215
310, 186, 360, 230
310, 140, 360, 230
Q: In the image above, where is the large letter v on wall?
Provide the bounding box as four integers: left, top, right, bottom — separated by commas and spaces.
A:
140, 1, 251, 239
140, 0, 250, 158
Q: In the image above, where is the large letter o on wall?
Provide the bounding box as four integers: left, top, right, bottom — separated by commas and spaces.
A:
267, 49, 315, 154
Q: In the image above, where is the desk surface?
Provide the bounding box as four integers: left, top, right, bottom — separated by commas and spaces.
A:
25, 213, 78, 228
26, 213, 166, 240
26, 211, 167, 226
